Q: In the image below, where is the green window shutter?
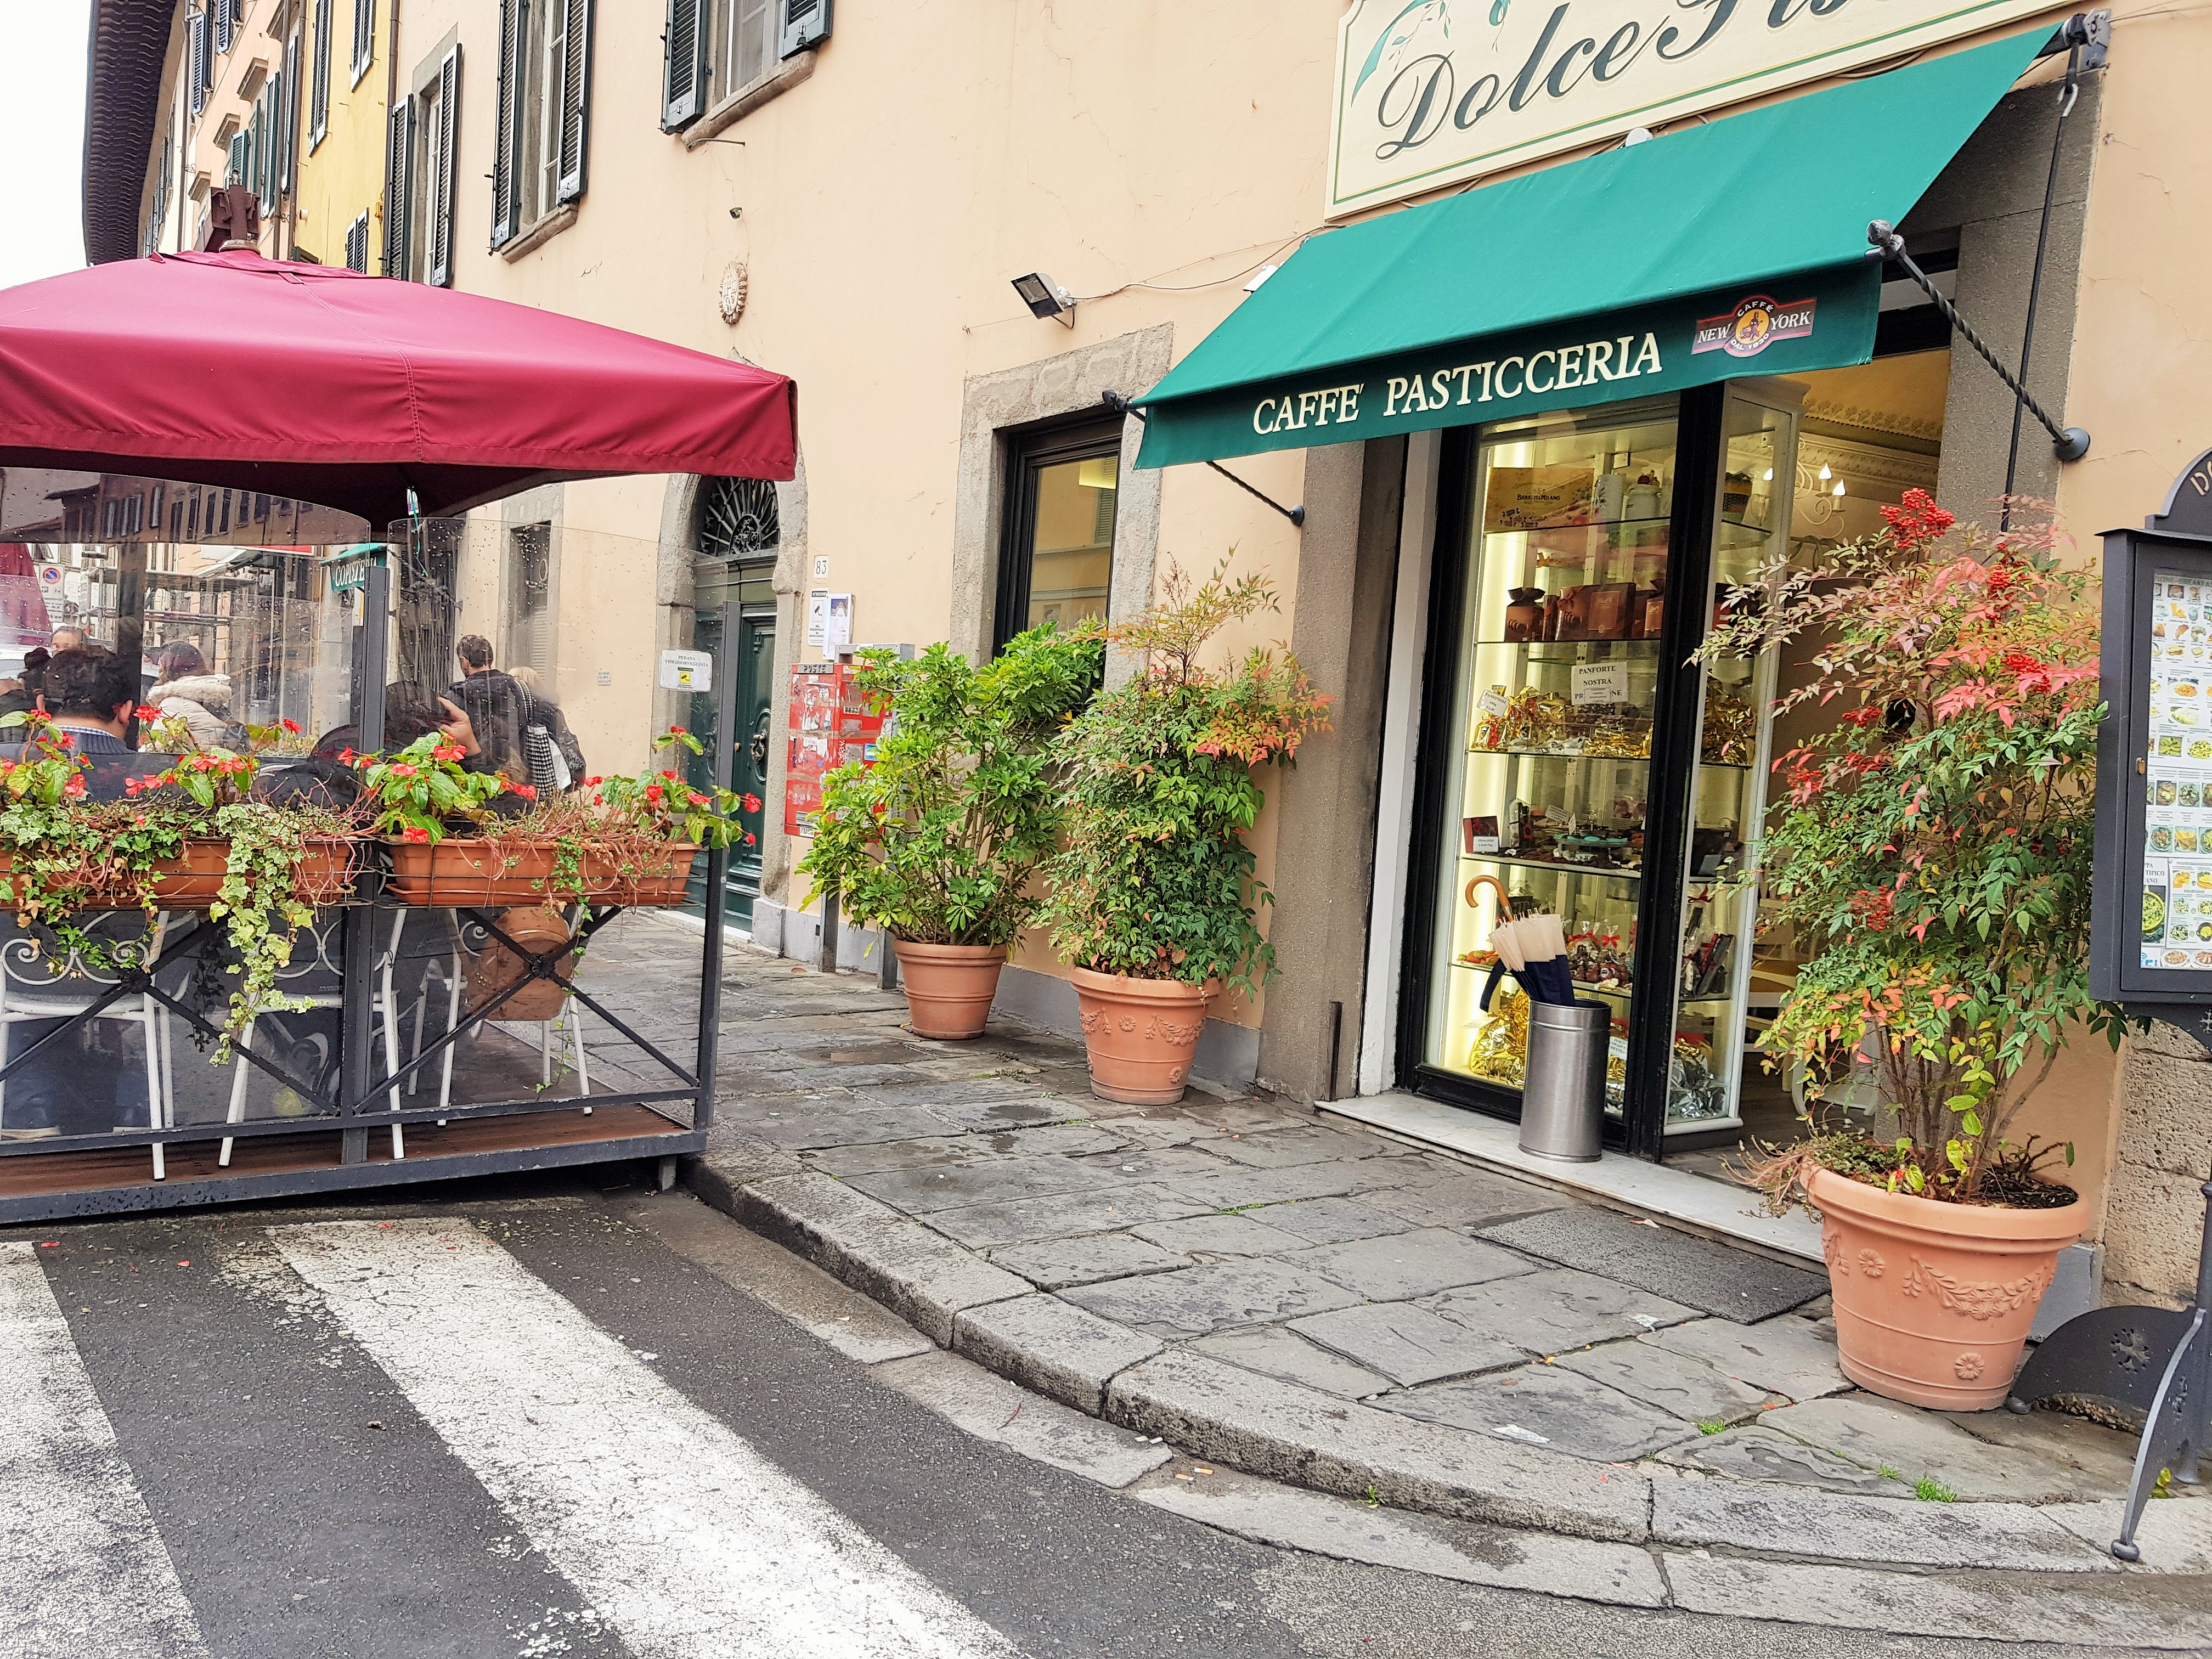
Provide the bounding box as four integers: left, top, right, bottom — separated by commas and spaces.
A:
779, 0, 829, 60
309, 0, 331, 148
554, 0, 594, 204
427, 46, 461, 288
489, 0, 520, 247
662, 0, 708, 131
383, 94, 413, 278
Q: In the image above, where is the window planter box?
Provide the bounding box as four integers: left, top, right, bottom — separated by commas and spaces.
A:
0, 837, 358, 912
386, 839, 699, 907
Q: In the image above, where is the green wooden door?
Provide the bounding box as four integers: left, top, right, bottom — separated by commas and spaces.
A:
684, 606, 774, 924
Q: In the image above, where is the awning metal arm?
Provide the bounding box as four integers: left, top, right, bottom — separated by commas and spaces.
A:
1865, 221, 2090, 462
1102, 391, 1306, 528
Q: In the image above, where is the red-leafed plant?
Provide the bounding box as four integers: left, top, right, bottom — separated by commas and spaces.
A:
1697, 492, 2117, 1206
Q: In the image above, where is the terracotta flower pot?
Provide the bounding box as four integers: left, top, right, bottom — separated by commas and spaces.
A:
1807, 1165, 2081, 1411
0, 837, 356, 911
891, 939, 1004, 1040
387, 839, 698, 906
1068, 964, 1216, 1106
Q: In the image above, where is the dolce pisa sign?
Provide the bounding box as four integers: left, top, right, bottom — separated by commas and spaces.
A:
1327, 0, 2057, 215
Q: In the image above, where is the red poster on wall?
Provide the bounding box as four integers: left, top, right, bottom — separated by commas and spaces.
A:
783, 659, 887, 837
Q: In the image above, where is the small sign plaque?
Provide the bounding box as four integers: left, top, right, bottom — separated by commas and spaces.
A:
657, 648, 713, 691
1571, 661, 1630, 707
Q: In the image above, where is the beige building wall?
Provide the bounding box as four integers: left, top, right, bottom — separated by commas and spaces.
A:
292, 0, 388, 269
2049, 1, 2212, 1305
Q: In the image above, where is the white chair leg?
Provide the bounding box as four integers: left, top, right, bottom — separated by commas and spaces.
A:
437, 952, 461, 1121
143, 1006, 165, 1180
219, 1015, 256, 1167
568, 1000, 590, 1109
0, 1011, 10, 1133
540, 1020, 554, 1087
407, 991, 426, 1096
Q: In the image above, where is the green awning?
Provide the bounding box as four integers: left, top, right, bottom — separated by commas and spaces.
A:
1134, 30, 2047, 470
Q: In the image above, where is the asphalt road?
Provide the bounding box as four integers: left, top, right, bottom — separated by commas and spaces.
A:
0, 1170, 2152, 1659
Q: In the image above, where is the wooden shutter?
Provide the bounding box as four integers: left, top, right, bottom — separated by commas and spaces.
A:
778, 0, 830, 60
345, 212, 368, 272
188, 13, 208, 115
383, 94, 413, 279
281, 30, 300, 194
489, 0, 521, 247
427, 46, 461, 288
662, 0, 709, 131
554, 0, 594, 205
309, 0, 331, 147
214, 0, 233, 55
353, 0, 375, 81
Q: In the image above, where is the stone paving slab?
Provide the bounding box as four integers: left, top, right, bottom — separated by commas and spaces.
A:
1135, 1467, 1671, 1608
1358, 1169, 1573, 1229
922, 1182, 1214, 1249
1425, 1266, 1700, 1355
1662, 1424, 1916, 1495
842, 1151, 1142, 1215
1651, 1480, 2119, 1572
1662, 1553, 2212, 1649
987, 1232, 1194, 1290
1129, 1212, 1310, 1257
742, 1099, 964, 1148
1479, 1204, 1827, 1322
2046, 1499, 2212, 1572
875, 1348, 1175, 1491
1380, 1364, 1701, 1462
1283, 1227, 1536, 1302
1102, 1347, 1655, 1542
1289, 1302, 1526, 1388
1759, 1393, 2106, 1503
1640, 1312, 1852, 1402
1204, 1125, 1387, 1169
1062, 1259, 1365, 1338
951, 1291, 1165, 1414
1185, 1325, 1394, 1400
804, 1124, 1134, 1177
1942, 1403, 2151, 1491
1237, 1195, 1419, 1244
1551, 1338, 1773, 1425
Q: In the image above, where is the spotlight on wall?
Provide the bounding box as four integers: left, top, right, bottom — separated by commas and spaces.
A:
1012, 272, 1076, 327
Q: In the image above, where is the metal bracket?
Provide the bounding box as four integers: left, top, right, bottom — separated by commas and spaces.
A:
1865, 222, 2090, 462
1102, 391, 1306, 527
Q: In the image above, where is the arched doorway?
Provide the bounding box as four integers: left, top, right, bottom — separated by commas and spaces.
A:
687, 476, 779, 924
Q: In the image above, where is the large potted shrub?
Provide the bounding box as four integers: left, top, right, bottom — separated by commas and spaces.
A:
798, 626, 1104, 1039
1701, 491, 2117, 1410
1037, 560, 1331, 1103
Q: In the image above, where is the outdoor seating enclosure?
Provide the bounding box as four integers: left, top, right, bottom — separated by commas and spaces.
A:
0, 527, 739, 1223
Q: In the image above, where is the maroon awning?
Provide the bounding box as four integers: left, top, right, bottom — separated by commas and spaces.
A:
0, 251, 796, 526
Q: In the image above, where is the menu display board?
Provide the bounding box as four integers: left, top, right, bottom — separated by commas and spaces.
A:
2137, 569, 2212, 967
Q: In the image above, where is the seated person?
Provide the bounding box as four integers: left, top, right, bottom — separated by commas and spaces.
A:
13, 648, 171, 800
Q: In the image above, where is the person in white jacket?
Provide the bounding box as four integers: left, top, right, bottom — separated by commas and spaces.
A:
145, 641, 242, 752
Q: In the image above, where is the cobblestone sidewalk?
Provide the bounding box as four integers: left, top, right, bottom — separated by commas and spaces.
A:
594, 919, 2212, 1608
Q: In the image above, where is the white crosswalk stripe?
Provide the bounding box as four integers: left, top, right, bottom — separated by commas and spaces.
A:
270, 1218, 1018, 1659
0, 1242, 213, 1659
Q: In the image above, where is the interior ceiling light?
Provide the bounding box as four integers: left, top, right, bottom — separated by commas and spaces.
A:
1012, 272, 1076, 328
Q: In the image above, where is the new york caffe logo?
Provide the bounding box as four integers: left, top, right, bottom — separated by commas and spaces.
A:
1327, 0, 2053, 213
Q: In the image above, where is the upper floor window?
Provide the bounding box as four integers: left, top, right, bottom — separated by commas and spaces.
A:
309, 0, 334, 149
386, 46, 460, 285
663, 0, 830, 131
492, 0, 594, 247
351, 0, 376, 86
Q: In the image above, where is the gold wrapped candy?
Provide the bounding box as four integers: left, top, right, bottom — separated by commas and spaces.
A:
1700, 691, 1756, 766
1467, 985, 1531, 1086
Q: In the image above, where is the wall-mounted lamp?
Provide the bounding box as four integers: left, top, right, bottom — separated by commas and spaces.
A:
1012, 272, 1076, 328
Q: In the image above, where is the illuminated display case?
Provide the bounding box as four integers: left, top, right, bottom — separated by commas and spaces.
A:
1412, 383, 1799, 1143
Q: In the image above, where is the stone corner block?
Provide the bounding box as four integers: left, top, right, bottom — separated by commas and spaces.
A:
727, 1169, 1031, 1346
1102, 1347, 1651, 1543
952, 1293, 1165, 1416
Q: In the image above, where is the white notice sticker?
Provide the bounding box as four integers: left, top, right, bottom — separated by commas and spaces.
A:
657, 649, 713, 691
1571, 661, 1631, 707
1477, 687, 1510, 719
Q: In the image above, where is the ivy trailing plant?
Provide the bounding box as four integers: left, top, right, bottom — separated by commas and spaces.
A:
0, 713, 355, 1058
797, 628, 1105, 946
1695, 490, 2116, 1210
1036, 558, 1332, 997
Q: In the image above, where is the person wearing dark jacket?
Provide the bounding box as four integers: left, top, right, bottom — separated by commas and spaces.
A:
448, 634, 532, 783
0, 647, 49, 725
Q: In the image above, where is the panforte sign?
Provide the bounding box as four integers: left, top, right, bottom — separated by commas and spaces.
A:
1327, 0, 2057, 216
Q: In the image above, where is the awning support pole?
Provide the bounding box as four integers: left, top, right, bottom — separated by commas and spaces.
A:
1865, 221, 2090, 464
1102, 391, 1306, 528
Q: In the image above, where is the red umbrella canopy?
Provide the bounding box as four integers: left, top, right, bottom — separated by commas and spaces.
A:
0, 251, 795, 526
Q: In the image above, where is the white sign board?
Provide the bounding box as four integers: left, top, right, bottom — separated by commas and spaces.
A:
806, 588, 829, 650
825, 593, 853, 654
1571, 659, 1630, 707
658, 648, 713, 691
1326, 0, 2056, 217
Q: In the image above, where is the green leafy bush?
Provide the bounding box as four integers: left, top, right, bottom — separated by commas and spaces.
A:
798, 626, 1104, 946
1037, 559, 1331, 996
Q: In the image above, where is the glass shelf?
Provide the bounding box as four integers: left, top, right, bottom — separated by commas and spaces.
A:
1470, 638, 1662, 652
1483, 512, 1774, 542
1458, 851, 1641, 881
1466, 744, 1652, 763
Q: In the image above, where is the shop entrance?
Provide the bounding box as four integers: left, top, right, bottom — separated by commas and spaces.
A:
687, 558, 776, 927
1399, 351, 1951, 1172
